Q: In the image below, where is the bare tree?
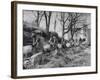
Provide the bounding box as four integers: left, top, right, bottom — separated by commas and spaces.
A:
54, 13, 58, 32
35, 11, 44, 27
59, 12, 69, 42
66, 13, 81, 40
67, 13, 90, 41
44, 11, 52, 33
59, 12, 89, 47
54, 18, 57, 32
32, 11, 44, 27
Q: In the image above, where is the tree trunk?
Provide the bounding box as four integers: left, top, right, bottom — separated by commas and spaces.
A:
44, 11, 52, 33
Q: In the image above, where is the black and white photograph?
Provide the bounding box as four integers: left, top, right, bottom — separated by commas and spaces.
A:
23, 10, 91, 69
11, 1, 97, 78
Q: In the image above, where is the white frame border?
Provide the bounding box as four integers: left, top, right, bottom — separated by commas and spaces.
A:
16, 3, 97, 77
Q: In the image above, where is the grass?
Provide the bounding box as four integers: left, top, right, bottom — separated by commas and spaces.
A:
23, 43, 91, 69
